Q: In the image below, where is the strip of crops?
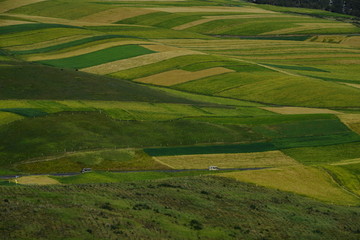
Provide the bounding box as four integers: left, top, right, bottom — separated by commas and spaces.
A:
38, 44, 155, 69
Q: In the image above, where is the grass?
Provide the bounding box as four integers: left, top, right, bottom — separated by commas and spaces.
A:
1, 176, 360, 239
0, 62, 196, 103
221, 165, 360, 205
17, 149, 170, 174
39, 44, 155, 69
0, 112, 23, 125
282, 142, 360, 165
0, 23, 82, 35
144, 142, 276, 156
12, 35, 128, 55
0, 108, 47, 117
323, 162, 360, 195
8, 1, 114, 20
0, 111, 263, 166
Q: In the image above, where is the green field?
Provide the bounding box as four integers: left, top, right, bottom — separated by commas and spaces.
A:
39, 44, 154, 69
0, 0, 360, 238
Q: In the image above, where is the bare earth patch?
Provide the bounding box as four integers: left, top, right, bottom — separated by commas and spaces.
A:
154, 150, 298, 169
77, 7, 156, 23
261, 106, 340, 115
220, 165, 359, 205
135, 67, 234, 86
82, 50, 203, 74
0, 19, 32, 26
15, 175, 60, 185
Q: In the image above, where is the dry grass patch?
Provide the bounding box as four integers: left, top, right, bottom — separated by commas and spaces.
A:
135, 67, 234, 86
154, 150, 298, 169
77, 7, 156, 23
145, 6, 274, 13
261, 107, 340, 115
330, 158, 360, 166
15, 175, 60, 185
220, 165, 359, 205
82, 49, 203, 74
26, 40, 150, 61
0, 0, 46, 13
337, 114, 360, 134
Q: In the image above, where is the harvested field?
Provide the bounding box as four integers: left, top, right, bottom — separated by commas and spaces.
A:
262, 23, 356, 35
0, 19, 32, 26
341, 36, 360, 47
135, 67, 234, 86
77, 7, 156, 23
2, 13, 120, 27
173, 14, 289, 30
154, 150, 298, 169
82, 49, 203, 74
38, 44, 154, 69
141, 44, 183, 52
7, 34, 96, 51
261, 107, 340, 115
15, 175, 60, 185
145, 7, 274, 13
27, 40, 150, 61
0, 0, 46, 13
220, 165, 359, 205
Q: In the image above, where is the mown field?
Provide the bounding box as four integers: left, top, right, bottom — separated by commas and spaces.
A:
0, 0, 359, 239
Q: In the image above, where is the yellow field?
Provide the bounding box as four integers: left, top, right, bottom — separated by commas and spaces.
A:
337, 114, 360, 134
135, 67, 234, 86
261, 106, 340, 114
26, 40, 150, 61
14, 175, 60, 185
0, 0, 46, 13
220, 165, 359, 205
82, 50, 203, 74
145, 6, 274, 13
77, 7, 156, 23
154, 151, 298, 169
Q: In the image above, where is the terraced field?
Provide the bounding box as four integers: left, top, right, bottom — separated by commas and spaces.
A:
0, 0, 359, 239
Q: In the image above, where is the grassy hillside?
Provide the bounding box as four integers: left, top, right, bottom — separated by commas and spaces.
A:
1, 176, 360, 240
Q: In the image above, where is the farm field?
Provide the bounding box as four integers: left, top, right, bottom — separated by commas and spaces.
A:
0, 0, 359, 239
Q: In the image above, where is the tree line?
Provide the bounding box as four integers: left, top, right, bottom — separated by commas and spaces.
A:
248, 0, 360, 17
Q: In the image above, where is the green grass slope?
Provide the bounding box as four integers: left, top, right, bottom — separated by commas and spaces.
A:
1, 176, 359, 239
0, 61, 197, 103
